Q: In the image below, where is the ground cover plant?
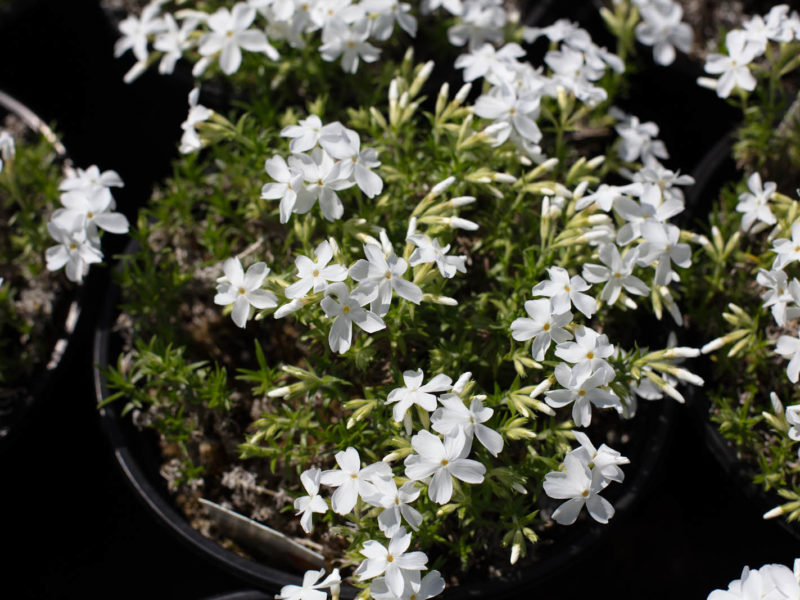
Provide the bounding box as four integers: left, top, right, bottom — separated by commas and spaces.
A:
103, 0, 711, 597
0, 102, 128, 437
679, 5, 800, 527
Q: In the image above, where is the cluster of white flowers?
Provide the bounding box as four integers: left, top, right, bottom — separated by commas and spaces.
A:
701, 177, 800, 385
698, 4, 800, 98
262, 116, 383, 223
543, 431, 629, 525
511, 125, 696, 427
451, 19, 624, 158
437, 0, 508, 52
289, 369, 500, 599
630, 0, 693, 66
114, 0, 418, 82
706, 558, 800, 600
45, 166, 129, 283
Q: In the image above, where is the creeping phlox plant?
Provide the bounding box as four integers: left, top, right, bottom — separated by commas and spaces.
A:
682, 5, 800, 527
106, 1, 706, 598
112, 0, 513, 82
696, 5, 800, 180
1, 119, 126, 390
706, 557, 800, 600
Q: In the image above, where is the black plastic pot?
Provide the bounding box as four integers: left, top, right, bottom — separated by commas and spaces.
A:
94, 266, 677, 598
0, 89, 87, 453
687, 386, 800, 544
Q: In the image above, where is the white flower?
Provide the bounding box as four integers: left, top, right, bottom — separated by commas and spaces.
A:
447, 0, 506, 51
786, 404, 800, 442
431, 394, 504, 457
543, 453, 614, 525
45, 217, 103, 283
525, 18, 591, 50
568, 430, 629, 485
575, 182, 643, 212
280, 115, 343, 154
198, 3, 278, 76
614, 112, 669, 164
544, 361, 620, 427
404, 429, 486, 504
473, 85, 542, 146
707, 560, 800, 600
554, 325, 615, 373
510, 298, 572, 361
320, 282, 385, 354
355, 528, 429, 597
294, 467, 328, 533
454, 42, 525, 84
636, 221, 692, 286
276, 568, 341, 600
214, 257, 278, 328
635, 1, 692, 66
370, 570, 445, 600
363, 478, 423, 536
532, 266, 597, 319
319, 18, 380, 73
324, 128, 384, 198
114, 1, 166, 61
179, 87, 213, 154
407, 234, 467, 279
737, 172, 776, 231
51, 188, 129, 244
772, 221, 800, 270
349, 243, 422, 316
59, 165, 124, 200
776, 333, 800, 383
153, 14, 197, 74
292, 148, 355, 222
582, 244, 649, 305
361, 0, 417, 41
285, 240, 348, 299
704, 29, 760, 98
320, 447, 393, 515
261, 154, 309, 223
386, 369, 452, 422
757, 269, 800, 326
421, 0, 463, 15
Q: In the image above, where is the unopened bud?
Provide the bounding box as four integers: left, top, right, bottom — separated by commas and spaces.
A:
431, 176, 456, 197
450, 195, 476, 207
454, 83, 472, 104
529, 378, 552, 399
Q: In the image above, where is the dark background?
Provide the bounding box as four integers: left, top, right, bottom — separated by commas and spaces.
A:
0, 0, 796, 598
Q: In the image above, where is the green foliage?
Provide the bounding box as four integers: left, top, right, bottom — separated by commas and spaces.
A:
0, 129, 65, 386
104, 6, 698, 584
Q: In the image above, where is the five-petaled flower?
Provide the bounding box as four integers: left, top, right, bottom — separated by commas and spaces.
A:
355, 527, 428, 597
404, 429, 486, 504
214, 257, 278, 328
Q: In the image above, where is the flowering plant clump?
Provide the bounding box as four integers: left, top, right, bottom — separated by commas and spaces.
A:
103, 0, 707, 597
681, 6, 800, 525
0, 108, 127, 407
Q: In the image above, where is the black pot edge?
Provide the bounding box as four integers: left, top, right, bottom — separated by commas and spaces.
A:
685, 384, 800, 544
